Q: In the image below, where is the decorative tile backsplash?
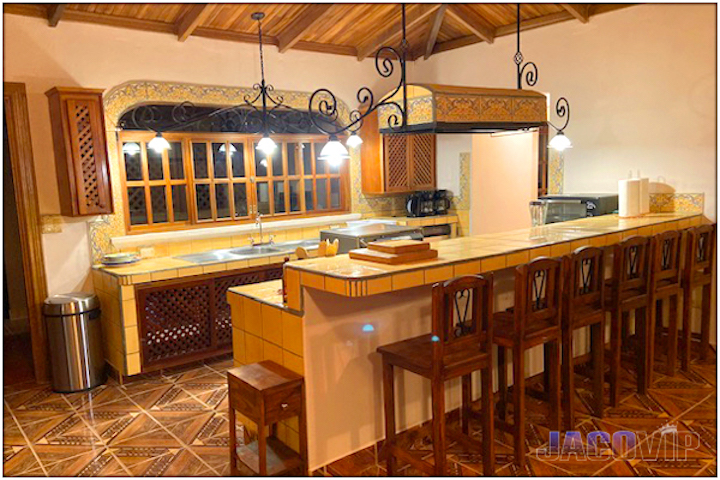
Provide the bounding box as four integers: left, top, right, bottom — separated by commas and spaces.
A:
649, 193, 704, 213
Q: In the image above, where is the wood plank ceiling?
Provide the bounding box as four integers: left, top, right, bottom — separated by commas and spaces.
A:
5, 3, 634, 61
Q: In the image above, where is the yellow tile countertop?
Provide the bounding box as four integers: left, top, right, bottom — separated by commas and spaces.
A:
228, 279, 294, 314
271, 213, 702, 305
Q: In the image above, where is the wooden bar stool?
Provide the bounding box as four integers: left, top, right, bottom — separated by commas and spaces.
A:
607, 235, 652, 406
682, 224, 716, 369
377, 275, 495, 476
494, 257, 563, 468
561, 246, 607, 430
228, 361, 308, 476
648, 230, 683, 379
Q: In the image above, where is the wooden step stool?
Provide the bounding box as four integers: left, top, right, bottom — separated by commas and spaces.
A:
228, 361, 308, 476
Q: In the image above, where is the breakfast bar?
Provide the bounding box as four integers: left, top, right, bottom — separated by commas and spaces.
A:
228, 212, 705, 469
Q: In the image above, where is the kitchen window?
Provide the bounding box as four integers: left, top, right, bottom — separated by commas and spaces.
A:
118, 132, 348, 232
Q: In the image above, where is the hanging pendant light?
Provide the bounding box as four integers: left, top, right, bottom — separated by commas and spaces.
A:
256, 134, 277, 155
218, 143, 238, 154
515, 4, 572, 151
148, 133, 170, 152
346, 132, 363, 149
319, 135, 350, 167
308, 5, 410, 164
122, 142, 140, 156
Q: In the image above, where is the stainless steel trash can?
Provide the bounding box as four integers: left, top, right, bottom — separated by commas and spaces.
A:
43, 293, 106, 393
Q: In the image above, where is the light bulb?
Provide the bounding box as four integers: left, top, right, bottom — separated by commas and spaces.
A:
346, 133, 363, 148
218, 143, 237, 154
256, 135, 277, 155
122, 142, 140, 156
319, 137, 350, 167
148, 133, 170, 152
549, 132, 572, 151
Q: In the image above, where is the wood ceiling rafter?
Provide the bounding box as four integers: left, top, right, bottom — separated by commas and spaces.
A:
277, 4, 334, 53
176, 4, 213, 42
47, 4, 66, 27
4, 3, 637, 61
560, 4, 591, 23
424, 5, 448, 60
356, 3, 441, 61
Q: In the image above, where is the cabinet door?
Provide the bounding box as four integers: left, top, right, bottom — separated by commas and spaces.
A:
409, 134, 436, 190
383, 134, 410, 192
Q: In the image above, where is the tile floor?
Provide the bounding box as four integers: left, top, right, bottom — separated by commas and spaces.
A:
3, 347, 717, 477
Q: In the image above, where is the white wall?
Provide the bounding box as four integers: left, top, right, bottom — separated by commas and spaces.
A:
3, 13, 407, 295
435, 134, 471, 196
415, 4, 717, 220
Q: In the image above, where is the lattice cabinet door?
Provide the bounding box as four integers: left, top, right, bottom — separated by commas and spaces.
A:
408, 134, 436, 190
383, 134, 410, 193
46, 87, 113, 216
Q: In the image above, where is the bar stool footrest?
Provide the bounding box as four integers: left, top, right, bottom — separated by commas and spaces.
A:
236, 436, 303, 476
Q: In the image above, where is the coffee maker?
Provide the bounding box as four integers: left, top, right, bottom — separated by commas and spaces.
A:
433, 190, 451, 215
406, 191, 435, 217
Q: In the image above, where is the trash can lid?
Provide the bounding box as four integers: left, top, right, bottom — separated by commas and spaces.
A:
43, 292, 100, 316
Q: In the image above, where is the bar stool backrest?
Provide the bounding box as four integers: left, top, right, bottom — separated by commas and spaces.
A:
431, 274, 494, 361
612, 235, 651, 296
650, 230, 683, 287
685, 224, 716, 279
514, 257, 563, 338
563, 246, 605, 316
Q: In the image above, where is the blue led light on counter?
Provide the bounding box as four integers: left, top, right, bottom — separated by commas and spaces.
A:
431, 335, 440, 342
362, 324, 375, 333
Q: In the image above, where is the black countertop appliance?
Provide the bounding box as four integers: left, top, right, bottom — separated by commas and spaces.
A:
539, 193, 619, 224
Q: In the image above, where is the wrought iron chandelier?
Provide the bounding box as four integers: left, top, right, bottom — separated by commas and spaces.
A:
515, 4, 572, 151
125, 7, 411, 167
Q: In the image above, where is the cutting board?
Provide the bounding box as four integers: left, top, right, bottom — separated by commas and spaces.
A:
367, 239, 430, 255
349, 247, 438, 265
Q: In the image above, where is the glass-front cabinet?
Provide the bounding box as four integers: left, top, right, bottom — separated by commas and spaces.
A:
119, 133, 348, 232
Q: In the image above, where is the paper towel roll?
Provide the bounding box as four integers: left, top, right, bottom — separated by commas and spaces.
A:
639, 177, 650, 214
619, 179, 641, 217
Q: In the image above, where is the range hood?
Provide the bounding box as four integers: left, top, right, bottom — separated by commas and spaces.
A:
378, 84, 549, 134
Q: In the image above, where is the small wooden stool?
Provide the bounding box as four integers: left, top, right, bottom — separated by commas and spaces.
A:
228, 361, 308, 476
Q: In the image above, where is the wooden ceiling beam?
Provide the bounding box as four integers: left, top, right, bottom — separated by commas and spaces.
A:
445, 4, 495, 44
176, 4, 213, 42
277, 4, 334, 53
423, 4, 447, 60
356, 4, 441, 61
560, 4, 590, 23
47, 4, 66, 27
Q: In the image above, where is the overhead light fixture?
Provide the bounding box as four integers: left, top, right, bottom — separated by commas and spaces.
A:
256, 134, 277, 155
122, 142, 140, 155
308, 5, 410, 146
515, 4, 572, 151
218, 143, 237, 154
319, 135, 350, 167
148, 133, 170, 152
346, 133, 363, 148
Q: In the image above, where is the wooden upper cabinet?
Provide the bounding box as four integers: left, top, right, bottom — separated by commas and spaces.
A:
46, 87, 113, 216
360, 109, 436, 194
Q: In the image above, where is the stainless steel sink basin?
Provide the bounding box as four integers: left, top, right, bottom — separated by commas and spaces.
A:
230, 245, 283, 255
174, 239, 321, 265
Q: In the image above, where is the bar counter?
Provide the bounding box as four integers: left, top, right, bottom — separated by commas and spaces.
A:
227, 212, 703, 469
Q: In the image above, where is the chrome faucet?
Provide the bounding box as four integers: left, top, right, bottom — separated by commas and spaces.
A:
251, 214, 274, 246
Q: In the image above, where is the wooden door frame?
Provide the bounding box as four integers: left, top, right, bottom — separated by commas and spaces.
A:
4, 82, 49, 382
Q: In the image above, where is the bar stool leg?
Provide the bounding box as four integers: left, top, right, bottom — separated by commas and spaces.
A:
666, 294, 679, 376
497, 347, 507, 422
512, 347, 526, 468
682, 285, 692, 371
700, 284, 712, 360
635, 306, 648, 394
591, 320, 605, 418
547, 340, 561, 433
229, 406, 238, 476
381, 358, 397, 475
543, 344, 551, 400
481, 367, 495, 476
258, 410, 267, 476
610, 308, 622, 407
461, 374, 471, 435
561, 325, 575, 431
431, 378, 447, 476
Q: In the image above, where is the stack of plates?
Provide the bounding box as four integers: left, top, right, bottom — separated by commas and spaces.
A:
101, 252, 140, 266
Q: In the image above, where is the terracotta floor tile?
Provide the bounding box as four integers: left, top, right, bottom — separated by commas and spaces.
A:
326, 446, 375, 476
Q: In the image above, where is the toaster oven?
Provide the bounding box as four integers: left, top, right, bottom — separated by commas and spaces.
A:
539, 194, 619, 224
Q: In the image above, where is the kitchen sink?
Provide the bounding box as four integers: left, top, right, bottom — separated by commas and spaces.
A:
174, 239, 320, 265
230, 245, 284, 255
